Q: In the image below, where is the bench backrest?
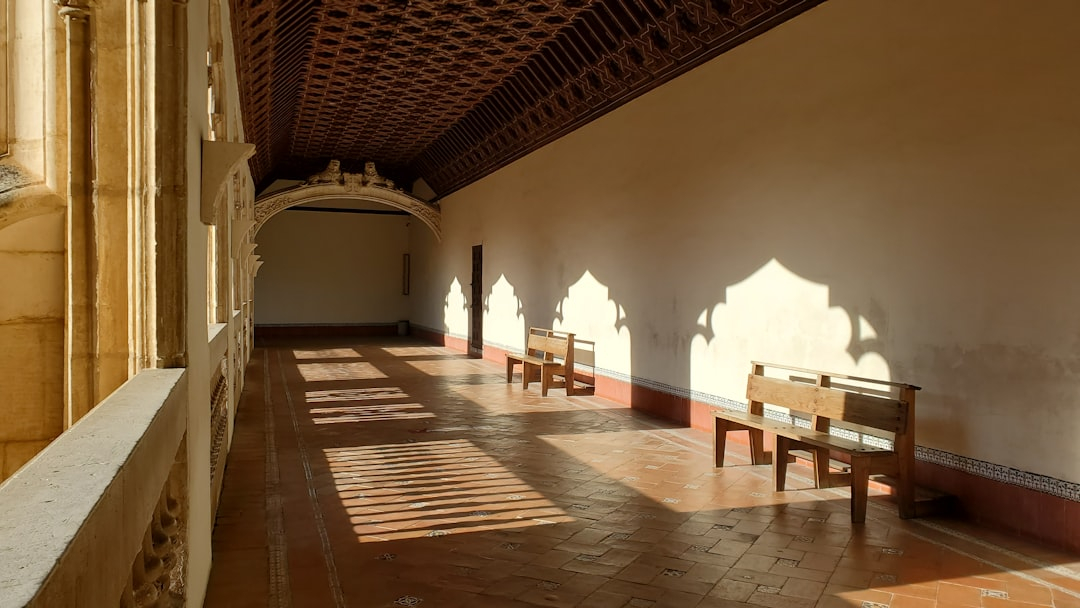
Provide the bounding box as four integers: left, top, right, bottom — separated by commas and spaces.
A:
526, 328, 574, 362
747, 375, 907, 434
745, 362, 918, 438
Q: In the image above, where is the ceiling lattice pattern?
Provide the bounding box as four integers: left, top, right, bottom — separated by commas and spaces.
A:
230, 0, 825, 195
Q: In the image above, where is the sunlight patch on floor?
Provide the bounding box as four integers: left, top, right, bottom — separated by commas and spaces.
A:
305, 387, 409, 402
404, 359, 492, 376
291, 348, 365, 360
296, 361, 388, 381
324, 439, 574, 542
380, 346, 443, 357
310, 403, 435, 424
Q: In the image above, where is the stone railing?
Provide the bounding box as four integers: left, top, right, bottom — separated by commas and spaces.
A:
208, 322, 230, 518
0, 369, 189, 607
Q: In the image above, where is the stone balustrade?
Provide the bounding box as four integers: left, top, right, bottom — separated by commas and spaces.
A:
0, 369, 189, 607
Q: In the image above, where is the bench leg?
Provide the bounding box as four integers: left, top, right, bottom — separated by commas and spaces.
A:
506, 359, 515, 383
714, 419, 729, 467
813, 448, 832, 489
774, 436, 790, 491
749, 429, 769, 465
522, 363, 533, 390
896, 454, 916, 520
541, 367, 551, 397
850, 455, 870, 524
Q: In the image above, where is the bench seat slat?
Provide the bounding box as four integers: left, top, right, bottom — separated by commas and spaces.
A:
713, 409, 892, 454
746, 375, 908, 434
510, 354, 565, 367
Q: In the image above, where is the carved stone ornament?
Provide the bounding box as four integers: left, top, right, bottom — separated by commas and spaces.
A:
361, 161, 394, 189
253, 179, 441, 242
309, 159, 397, 190
53, 0, 91, 19
304, 159, 343, 185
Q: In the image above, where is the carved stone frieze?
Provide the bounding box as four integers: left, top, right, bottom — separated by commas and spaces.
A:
253, 180, 441, 241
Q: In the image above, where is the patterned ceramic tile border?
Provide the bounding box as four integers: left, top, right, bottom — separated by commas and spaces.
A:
426, 331, 1080, 503
916, 445, 1080, 502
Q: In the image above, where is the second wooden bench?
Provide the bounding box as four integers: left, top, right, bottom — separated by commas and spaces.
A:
505, 328, 576, 396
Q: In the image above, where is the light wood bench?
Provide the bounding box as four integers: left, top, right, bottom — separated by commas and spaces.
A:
713, 362, 920, 523
505, 328, 575, 397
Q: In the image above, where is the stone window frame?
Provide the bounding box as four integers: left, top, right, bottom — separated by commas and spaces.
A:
0, 0, 9, 159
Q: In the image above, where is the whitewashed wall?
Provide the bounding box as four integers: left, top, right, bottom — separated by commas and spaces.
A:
256, 204, 411, 325
409, 0, 1080, 485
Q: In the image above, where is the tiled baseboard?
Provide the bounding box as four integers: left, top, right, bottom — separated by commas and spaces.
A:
416, 327, 1080, 552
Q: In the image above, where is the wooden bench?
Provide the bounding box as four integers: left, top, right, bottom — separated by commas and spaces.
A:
505, 328, 576, 397
713, 362, 920, 523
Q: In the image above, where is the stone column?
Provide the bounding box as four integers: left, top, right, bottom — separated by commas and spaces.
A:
56, 0, 95, 427
133, 0, 156, 372
154, 0, 188, 368
92, 0, 134, 400
44, 3, 68, 196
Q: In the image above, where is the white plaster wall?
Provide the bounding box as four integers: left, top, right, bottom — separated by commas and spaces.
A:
255, 207, 411, 325
409, 0, 1080, 483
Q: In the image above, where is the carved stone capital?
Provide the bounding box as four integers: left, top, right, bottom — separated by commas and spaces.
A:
53, 0, 91, 20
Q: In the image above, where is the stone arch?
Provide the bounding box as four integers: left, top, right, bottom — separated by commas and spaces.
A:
252, 182, 441, 241
0, 185, 66, 232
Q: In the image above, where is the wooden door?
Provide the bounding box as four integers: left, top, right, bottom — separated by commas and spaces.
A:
469, 244, 483, 357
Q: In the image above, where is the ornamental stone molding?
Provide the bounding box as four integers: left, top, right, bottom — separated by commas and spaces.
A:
252, 176, 441, 242
201, 140, 256, 225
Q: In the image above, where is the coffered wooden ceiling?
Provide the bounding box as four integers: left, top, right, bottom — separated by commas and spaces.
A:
230, 0, 825, 196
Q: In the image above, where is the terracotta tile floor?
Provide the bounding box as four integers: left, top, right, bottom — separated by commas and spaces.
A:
206, 339, 1080, 608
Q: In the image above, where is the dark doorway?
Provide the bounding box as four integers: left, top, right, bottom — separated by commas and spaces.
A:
469, 244, 483, 358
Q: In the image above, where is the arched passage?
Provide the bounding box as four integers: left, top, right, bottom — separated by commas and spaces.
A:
252, 182, 441, 241
248, 181, 440, 335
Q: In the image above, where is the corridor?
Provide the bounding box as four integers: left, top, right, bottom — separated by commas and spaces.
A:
205, 339, 1080, 608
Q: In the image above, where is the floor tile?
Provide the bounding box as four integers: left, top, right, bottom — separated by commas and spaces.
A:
205, 339, 1080, 608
